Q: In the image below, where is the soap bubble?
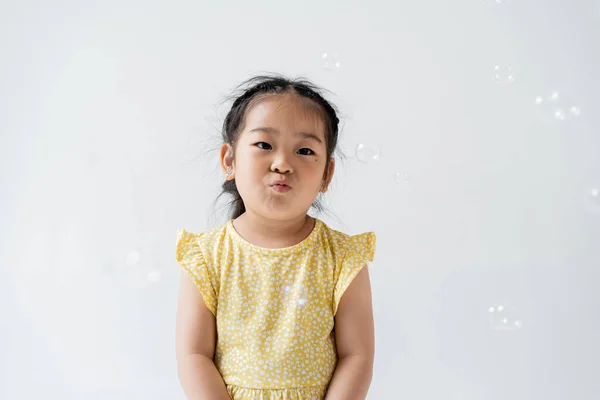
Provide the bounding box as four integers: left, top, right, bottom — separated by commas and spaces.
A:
568, 106, 581, 117
493, 65, 515, 84
583, 185, 600, 215
534, 91, 582, 125
355, 143, 381, 163
394, 172, 410, 185
322, 52, 341, 71
125, 251, 140, 265
147, 270, 161, 283
281, 283, 308, 308
488, 304, 522, 330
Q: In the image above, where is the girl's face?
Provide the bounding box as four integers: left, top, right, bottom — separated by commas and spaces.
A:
223, 93, 334, 220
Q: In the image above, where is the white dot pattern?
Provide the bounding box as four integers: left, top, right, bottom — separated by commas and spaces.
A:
175, 218, 376, 400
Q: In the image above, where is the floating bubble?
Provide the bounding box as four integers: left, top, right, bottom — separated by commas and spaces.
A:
147, 270, 161, 283
488, 304, 522, 330
569, 106, 581, 117
534, 91, 582, 125
493, 65, 515, 84
394, 172, 410, 185
322, 52, 341, 71
125, 251, 140, 265
583, 185, 600, 215
355, 143, 381, 163
281, 283, 308, 308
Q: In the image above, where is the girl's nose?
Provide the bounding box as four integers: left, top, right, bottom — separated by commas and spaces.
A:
271, 154, 293, 174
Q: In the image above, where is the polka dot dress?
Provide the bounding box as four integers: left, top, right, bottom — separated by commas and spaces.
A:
176, 217, 376, 400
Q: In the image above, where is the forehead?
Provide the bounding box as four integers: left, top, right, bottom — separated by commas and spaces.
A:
243, 94, 326, 140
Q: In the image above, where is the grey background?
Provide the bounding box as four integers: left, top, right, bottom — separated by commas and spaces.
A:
1, 0, 599, 399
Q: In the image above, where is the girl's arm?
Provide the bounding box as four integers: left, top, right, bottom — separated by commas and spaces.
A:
176, 272, 232, 400
325, 266, 375, 400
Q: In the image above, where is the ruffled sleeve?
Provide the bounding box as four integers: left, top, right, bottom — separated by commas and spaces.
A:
333, 232, 377, 315
176, 229, 219, 316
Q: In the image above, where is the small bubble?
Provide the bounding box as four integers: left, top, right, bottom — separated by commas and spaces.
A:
569, 106, 581, 117
493, 65, 515, 84
355, 143, 381, 164
583, 185, 600, 214
147, 270, 161, 283
394, 172, 410, 185
488, 303, 522, 330
322, 52, 341, 71
534, 91, 581, 125
126, 251, 140, 265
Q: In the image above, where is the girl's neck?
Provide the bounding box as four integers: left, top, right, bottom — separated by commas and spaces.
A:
232, 212, 315, 249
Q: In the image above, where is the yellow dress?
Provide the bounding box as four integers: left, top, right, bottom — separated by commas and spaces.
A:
175, 217, 376, 400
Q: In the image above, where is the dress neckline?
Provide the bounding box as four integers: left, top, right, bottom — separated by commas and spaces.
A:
226, 217, 322, 255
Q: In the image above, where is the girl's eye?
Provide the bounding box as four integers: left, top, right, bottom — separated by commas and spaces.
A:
254, 142, 315, 156
298, 148, 314, 156
255, 142, 272, 150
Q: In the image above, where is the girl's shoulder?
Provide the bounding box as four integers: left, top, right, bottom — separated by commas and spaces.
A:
176, 220, 229, 247
319, 220, 377, 256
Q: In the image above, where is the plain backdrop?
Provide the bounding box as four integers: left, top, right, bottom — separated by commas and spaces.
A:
1, 0, 599, 399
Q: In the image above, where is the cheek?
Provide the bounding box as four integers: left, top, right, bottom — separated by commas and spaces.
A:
236, 152, 258, 169
236, 159, 263, 183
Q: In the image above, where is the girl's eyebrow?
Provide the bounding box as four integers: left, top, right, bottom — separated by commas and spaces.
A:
248, 127, 323, 145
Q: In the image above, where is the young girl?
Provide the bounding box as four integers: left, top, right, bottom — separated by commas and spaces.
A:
175, 74, 376, 400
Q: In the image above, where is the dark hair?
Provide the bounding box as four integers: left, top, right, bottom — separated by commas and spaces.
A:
212, 73, 344, 221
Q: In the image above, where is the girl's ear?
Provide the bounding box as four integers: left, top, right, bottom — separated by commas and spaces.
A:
220, 143, 235, 180
321, 157, 336, 192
